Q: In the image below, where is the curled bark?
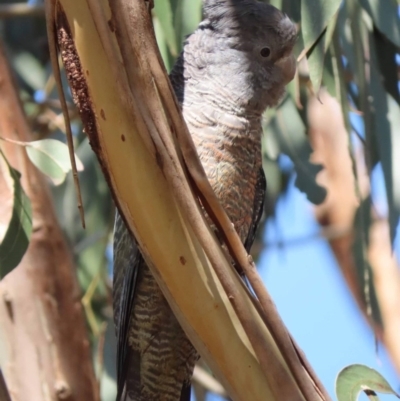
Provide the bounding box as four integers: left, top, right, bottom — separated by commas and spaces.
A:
0, 40, 99, 401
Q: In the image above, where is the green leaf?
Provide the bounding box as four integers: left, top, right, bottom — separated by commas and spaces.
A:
336, 364, 400, 401
25, 139, 83, 186
0, 151, 32, 278
373, 27, 400, 107
281, 0, 301, 23
322, 47, 336, 98
359, 0, 400, 48
337, 5, 356, 77
13, 52, 46, 91
96, 318, 117, 401
345, 3, 380, 169
264, 96, 327, 204
51, 137, 112, 298
301, 0, 342, 93
369, 33, 400, 243
352, 197, 382, 327
330, 33, 352, 133
180, 0, 202, 41
153, 0, 179, 57
307, 13, 338, 95
154, 16, 172, 71
270, 0, 283, 10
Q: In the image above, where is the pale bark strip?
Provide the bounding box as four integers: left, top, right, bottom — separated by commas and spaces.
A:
308, 89, 400, 376
47, 0, 331, 400
94, 1, 328, 398
0, 40, 99, 401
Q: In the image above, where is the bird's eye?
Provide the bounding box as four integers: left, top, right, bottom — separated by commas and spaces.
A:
260, 47, 271, 58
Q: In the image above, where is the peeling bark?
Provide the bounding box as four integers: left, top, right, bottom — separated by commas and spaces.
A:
0, 40, 99, 401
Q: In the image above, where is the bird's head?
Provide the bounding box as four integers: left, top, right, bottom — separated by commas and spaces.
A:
191, 0, 297, 114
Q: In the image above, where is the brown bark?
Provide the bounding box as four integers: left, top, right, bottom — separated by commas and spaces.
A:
0, 40, 99, 401
308, 89, 400, 376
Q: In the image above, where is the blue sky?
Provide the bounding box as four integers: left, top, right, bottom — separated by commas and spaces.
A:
207, 172, 399, 401
260, 180, 399, 399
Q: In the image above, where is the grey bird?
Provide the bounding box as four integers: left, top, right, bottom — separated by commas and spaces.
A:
113, 1, 297, 400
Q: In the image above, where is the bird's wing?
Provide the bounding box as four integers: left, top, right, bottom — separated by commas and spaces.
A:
244, 167, 266, 253
113, 211, 142, 401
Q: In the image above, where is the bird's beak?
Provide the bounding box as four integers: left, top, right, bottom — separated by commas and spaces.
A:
276, 53, 296, 85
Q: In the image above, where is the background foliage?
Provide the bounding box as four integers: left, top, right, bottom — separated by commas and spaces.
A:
1, 0, 400, 400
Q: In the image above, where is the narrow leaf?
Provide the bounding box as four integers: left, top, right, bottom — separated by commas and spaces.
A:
13, 52, 46, 91
264, 96, 327, 204
307, 14, 338, 94
359, 0, 400, 48
181, 0, 202, 42
25, 139, 83, 186
153, 0, 178, 57
281, 0, 301, 23
369, 33, 400, 243
301, 0, 342, 92
153, 16, 171, 71
352, 197, 382, 327
373, 27, 400, 107
0, 151, 32, 277
336, 364, 400, 401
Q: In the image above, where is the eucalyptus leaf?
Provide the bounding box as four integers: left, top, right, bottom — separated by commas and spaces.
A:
359, 0, 400, 48
0, 152, 32, 278
154, 16, 171, 71
13, 52, 46, 91
281, 0, 301, 23
180, 0, 202, 42
369, 33, 400, 243
336, 364, 400, 401
51, 137, 112, 304
25, 139, 83, 186
330, 35, 352, 133
322, 48, 336, 98
264, 96, 326, 204
269, 0, 282, 10
301, 0, 342, 92
373, 28, 400, 107
153, 0, 178, 57
96, 319, 117, 401
170, 0, 183, 51
337, 5, 357, 81
352, 197, 382, 327
306, 15, 338, 95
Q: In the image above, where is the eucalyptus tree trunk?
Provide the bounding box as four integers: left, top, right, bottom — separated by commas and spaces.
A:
0, 40, 99, 401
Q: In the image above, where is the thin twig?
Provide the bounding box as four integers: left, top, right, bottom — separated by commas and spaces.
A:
44, 0, 86, 228
95, 322, 108, 389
